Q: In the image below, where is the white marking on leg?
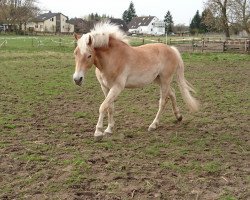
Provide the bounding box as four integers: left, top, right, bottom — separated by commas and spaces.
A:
149, 85, 169, 131
95, 85, 123, 138
104, 103, 115, 134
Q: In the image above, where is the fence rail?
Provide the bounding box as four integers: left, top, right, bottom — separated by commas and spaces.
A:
130, 36, 250, 53
1, 35, 249, 53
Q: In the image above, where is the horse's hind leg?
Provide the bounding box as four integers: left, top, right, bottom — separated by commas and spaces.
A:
148, 83, 170, 131
169, 88, 182, 121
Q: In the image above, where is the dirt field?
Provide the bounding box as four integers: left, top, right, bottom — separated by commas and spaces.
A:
0, 49, 249, 199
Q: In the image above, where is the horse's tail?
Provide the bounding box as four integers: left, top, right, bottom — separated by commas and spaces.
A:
171, 46, 199, 112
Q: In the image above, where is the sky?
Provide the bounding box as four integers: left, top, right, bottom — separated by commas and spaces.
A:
38, 0, 205, 26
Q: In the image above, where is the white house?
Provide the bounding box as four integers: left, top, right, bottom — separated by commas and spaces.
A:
23, 11, 74, 33
128, 16, 165, 35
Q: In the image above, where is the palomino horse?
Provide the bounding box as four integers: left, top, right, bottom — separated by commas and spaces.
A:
73, 21, 199, 140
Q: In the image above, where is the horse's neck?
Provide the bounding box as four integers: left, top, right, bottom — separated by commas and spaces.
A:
94, 37, 128, 71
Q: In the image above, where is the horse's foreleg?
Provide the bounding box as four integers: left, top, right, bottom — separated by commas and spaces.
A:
100, 85, 115, 135
169, 88, 182, 121
148, 84, 170, 131
95, 85, 123, 140
104, 102, 115, 135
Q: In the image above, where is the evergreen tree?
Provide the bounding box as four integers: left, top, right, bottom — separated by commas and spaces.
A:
122, 10, 129, 23
200, 9, 211, 33
122, 1, 137, 24
190, 10, 202, 35
164, 11, 174, 34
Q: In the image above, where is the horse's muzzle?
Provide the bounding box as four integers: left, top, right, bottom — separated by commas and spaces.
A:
74, 77, 83, 86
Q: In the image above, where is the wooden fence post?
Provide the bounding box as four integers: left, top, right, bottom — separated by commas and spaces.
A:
202, 38, 205, 52
245, 39, 250, 53
248, 40, 250, 53
223, 41, 227, 52
192, 39, 194, 52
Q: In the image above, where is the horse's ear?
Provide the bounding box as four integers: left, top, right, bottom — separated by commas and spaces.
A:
87, 35, 92, 46
74, 33, 81, 40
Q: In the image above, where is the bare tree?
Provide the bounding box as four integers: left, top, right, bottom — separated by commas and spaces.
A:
0, 1, 11, 23
0, 0, 39, 32
230, 0, 250, 37
205, 0, 231, 38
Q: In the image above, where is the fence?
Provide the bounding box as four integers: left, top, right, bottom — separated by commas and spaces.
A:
1, 36, 250, 53
169, 38, 250, 53
0, 36, 76, 51
130, 36, 250, 53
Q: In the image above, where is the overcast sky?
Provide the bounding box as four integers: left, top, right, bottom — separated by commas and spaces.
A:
38, 0, 205, 25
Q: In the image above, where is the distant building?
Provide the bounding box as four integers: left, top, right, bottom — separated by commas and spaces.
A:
23, 11, 74, 33
128, 16, 165, 35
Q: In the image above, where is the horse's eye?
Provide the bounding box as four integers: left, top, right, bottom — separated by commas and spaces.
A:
88, 55, 92, 58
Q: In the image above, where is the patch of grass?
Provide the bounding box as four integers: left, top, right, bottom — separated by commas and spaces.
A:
18, 153, 47, 162
160, 161, 202, 174
219, 194, 237, 200
144, 142, 169, 157
63, 155, 91, 186
0, 141, 10, 148
63, 155, 90, 171
203, 161, 222, 174
65, 170, 87, 186
145, 145, 161, 156
94, 140, 116, 150
74, 111, 91, 119
3, 124, 16, 129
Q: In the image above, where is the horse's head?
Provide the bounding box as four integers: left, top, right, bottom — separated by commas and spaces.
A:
73, 33, 95, 86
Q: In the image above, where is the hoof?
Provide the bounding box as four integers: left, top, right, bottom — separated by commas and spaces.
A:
94, 132, 104, 142
177, 115, 183, 122
104, 131, 112, 137
148, 125, 157, 132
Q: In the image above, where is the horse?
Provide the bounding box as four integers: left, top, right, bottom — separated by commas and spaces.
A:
73, 21, 199, 141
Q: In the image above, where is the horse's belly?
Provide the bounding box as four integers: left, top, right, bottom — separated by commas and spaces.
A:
125, 71, 158, 88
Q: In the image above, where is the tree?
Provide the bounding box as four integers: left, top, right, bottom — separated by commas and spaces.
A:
164, 11, 174, 34
174, 24, 189, 36
0, 0, 39, 33
190, 10, 202, 35
201, 8, 217, 32
122, 10, 129, 23
229, 0, 250, 37
122, 1, 137, 24
204, 0, 230, 38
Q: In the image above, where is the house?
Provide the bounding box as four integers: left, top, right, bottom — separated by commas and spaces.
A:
128, 16, 165, 35
23, 11, 74, 33
69, 18, 128, 34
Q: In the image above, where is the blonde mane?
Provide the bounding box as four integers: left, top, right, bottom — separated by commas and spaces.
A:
78, 21, 128, 54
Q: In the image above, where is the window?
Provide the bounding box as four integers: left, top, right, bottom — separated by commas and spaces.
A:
51, 18, 54, 21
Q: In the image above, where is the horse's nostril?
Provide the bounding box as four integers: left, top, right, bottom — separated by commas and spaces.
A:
79, 77, 83, 82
